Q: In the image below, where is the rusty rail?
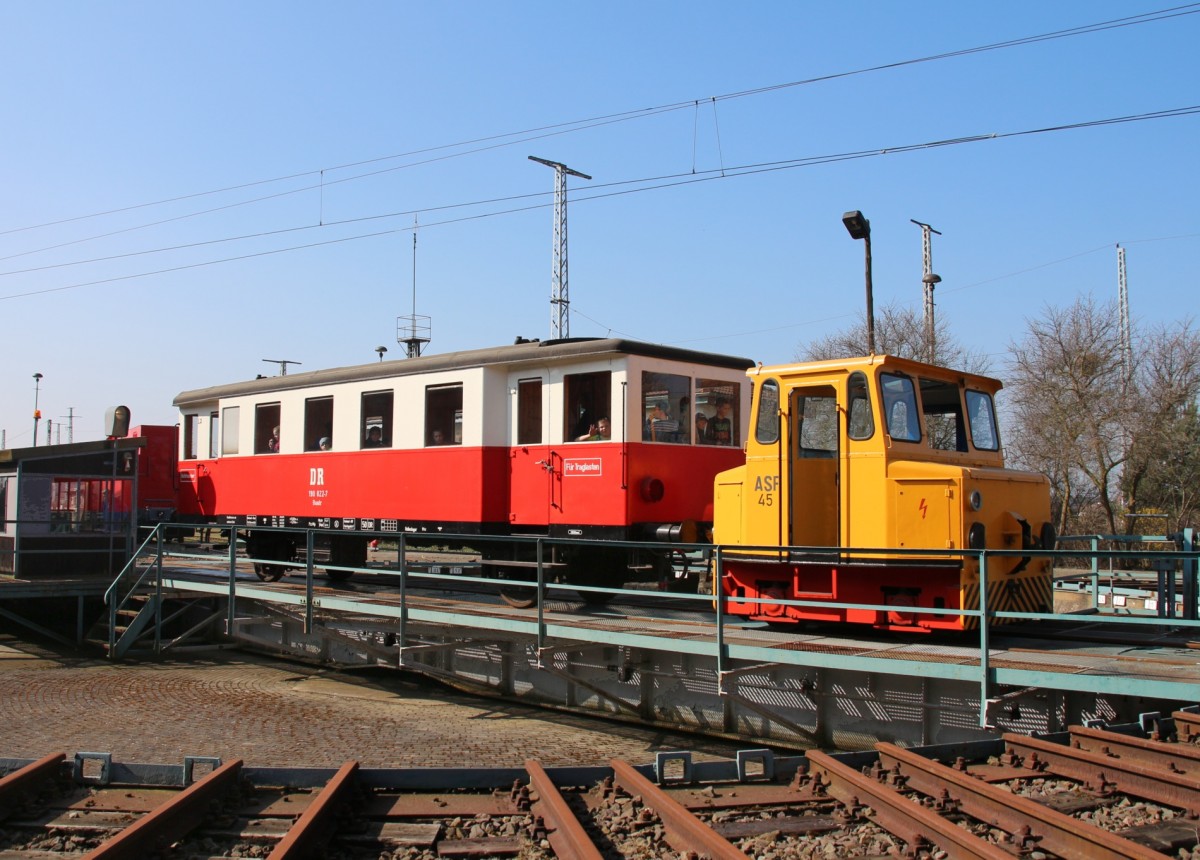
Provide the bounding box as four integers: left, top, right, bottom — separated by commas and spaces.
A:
1004, 731, 1200, 816
1067, 724, 1200, 778
524, 760, 603, 860
877, 742, 1164, 860
0, 752, 65, 822
269, 760, 359, 860
804, 749, 1013, 860
82, 758, 243, 860
609, 758, 747, 859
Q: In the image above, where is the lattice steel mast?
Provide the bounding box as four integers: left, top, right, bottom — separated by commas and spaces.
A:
529, 156, 591, 340
911, 219, 942, 363
1118, 244, 1132, 387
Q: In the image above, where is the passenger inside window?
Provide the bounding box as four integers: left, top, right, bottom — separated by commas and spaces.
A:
576, 417, 610, 441
706, 398, 734, 445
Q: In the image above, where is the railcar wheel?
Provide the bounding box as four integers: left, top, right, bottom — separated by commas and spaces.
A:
498, 581, 538, 609
565, 546, 625, 605
254, 564, 286, 582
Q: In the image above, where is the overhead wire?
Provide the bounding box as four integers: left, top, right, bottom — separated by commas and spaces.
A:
2, 103, 1196, 302
2, 1, 1195, 252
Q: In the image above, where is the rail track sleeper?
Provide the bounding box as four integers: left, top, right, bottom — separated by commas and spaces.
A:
1003, 731, 1200, 816
804, 749, 1012, 860
267, 759, 358, 860
80, 758, 243, 860
608, 758, 747, 859
523, 760, 603, 860
875, 742, 1164, 860
0, 753, 66, 823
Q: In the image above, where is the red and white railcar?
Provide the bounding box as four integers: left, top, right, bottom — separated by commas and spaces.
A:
173, 338, 751, 586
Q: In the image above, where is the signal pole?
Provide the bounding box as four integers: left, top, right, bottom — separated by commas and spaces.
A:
911, 220, 942, 363
529, 156, 591, 340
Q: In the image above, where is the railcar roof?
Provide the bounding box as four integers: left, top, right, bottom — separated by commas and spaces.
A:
750, 353, 1004, 391
174, 337, 755, 407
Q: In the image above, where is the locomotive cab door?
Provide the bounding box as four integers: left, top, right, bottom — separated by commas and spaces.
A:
788, 386, 839, 550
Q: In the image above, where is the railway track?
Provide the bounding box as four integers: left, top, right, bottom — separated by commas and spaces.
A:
3, 712, 1199, 858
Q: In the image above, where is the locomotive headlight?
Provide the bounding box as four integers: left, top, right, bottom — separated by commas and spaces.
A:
969, 490, 983, 511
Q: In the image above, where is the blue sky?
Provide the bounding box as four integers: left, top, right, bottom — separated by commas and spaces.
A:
2, 2, 1197, 444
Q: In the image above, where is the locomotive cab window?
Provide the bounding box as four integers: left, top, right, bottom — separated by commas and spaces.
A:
847, 372, 875, 440
880, 374, 920, 442
361, 390, 393, 449
304, 396, 333, 452
795, 390, 837, 458
426, 384, 462, 446
517, 378, 543, 445
564, 371, 611, 442
643, 371, 689, 443
255, 403, 281, 454
966, 389, 999, 451
919, 378, 967, 452
754, 379, 780, 444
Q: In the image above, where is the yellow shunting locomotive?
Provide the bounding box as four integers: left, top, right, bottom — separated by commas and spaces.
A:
713, 354, 1054, 631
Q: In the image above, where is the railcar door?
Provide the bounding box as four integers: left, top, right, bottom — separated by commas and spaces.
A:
788, 386, 839, 549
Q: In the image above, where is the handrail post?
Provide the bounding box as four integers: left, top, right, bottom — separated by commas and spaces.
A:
398, 533, 408, 665
153, 525, 164, 654
714, 545, 726, 695
977, 548, 990, 728
304, 529, 315, 634
536, 538, 546, 661
1090, 535, 1100, 610
226, 526, 238, 633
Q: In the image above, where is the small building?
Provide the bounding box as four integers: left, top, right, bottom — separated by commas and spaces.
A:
0, 437, 148, 579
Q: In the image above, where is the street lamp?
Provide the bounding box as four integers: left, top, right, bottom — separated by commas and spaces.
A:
32, 373, 43, 447
842, 210, 876, 356
375, 346, 388, 362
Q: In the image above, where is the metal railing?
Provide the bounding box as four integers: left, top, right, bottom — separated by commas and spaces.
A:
111, 522, 1200, 725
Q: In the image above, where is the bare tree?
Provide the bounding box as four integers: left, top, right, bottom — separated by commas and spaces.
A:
799, 301, 990, 373
1006, 299, 1200, 536
1006, 296, 1128, 535
1121, 320, 1200, 532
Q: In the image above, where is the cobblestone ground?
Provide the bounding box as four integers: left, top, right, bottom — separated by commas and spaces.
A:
0, 634, 746, 769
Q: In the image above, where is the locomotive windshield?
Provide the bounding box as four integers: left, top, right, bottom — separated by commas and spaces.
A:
965, 389, 999, 451
880, 374, 920, 442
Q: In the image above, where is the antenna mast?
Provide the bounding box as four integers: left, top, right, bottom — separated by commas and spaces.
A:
911, 219, 943, 363
262, 359, 301, 376
529, 156, 591, 340
398, 220, 431, 358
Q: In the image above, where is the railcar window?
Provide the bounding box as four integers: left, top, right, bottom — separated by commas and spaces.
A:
643, 372, 689, 443
208, 412, 220, 458
754, 379, 780, 444
965, 390, 999, 451
796, 393, 837, 457
517, 378, 542, 445
221, 406, 240, 455
847, 372, 874, 440
880, 374, 920, 442
697, 378, 739, 446
564, 371, 611, 442
426, 384, 463, 445
361, 391, 393, 449
304, 396, 334, 452
919, 378, 967, 452
183, 415, 199, 460
255, 403, 281, 454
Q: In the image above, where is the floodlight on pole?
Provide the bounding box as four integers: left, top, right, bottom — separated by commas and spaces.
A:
841, 211, 876, 356
375, 346, 388, 362
32, 373, 43, 447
